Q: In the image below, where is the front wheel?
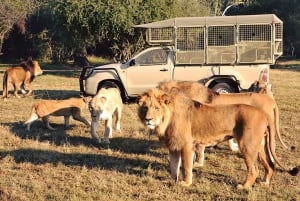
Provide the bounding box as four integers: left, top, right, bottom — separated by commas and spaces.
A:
98, 81, 118, 90
212, 83, 235, 94
97, 82, 126, 102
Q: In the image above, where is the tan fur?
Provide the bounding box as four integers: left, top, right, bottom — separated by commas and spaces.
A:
24, 97, 91, 130
252, 80, 274, 99
158, 81, 290, 167
137, 89, 298, 188
3, 60, 43, 99
89, 87, 123, 143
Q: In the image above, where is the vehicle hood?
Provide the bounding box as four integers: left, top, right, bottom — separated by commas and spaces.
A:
94, 63, 122, 70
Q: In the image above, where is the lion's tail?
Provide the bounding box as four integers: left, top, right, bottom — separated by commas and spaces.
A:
23, 104, 39, 130
3, 71, 8, 98
273, 104, 295, 151
266, 119, 299, 176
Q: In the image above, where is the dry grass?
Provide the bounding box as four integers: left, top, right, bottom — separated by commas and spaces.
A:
0, 65, 299, 201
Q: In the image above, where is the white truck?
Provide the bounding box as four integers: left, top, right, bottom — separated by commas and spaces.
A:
80, 14, 283, 101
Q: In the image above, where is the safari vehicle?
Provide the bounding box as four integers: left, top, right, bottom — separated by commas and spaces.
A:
79, 14, 283, 101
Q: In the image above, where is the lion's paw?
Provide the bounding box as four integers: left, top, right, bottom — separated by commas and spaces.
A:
237, 184, 252, 190
229, 140, 239, 152
178, 181, 192, 187
92, 137, 102, 144
21, 89, 27, 94
193, 162, 204, 168
101, 138, 110, 144
258, 179, 270, 186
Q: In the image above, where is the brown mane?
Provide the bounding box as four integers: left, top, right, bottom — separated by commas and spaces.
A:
157, 80, 291, 154
19, 60, 36, 81
137, 88, 298, 188
2, 59, 43, 98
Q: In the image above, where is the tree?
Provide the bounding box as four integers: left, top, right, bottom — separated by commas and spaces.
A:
1, 0, 213, 62
29, 0, 212, 62
99, 0, 211, 61
0, 0, 39, 55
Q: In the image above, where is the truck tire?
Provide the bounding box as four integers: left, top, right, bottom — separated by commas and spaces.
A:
97, 81, 126, 102
212, 83, 235, 94
98, 81, 118, 90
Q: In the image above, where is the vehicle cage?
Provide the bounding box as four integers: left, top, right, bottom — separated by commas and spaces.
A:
134, 14, 283, 65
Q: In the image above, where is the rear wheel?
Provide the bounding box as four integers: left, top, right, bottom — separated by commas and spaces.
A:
211, 82, 239, 150
212, 83, 235, 94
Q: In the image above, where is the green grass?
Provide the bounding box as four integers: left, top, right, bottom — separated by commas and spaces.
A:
0, 65, 299, 201
87, 55, 112, 66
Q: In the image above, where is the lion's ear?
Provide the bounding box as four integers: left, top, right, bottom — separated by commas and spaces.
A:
136, 96, 141, 104
136, 95, 145, 106
170, 87, 180, 94
83, 96, 92, 103
161, 94, 171, 105
100, 96, 107, 103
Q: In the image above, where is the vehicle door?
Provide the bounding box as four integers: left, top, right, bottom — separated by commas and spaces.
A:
124, 47, 172, 95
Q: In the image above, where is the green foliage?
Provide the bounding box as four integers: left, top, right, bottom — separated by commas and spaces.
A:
173, 0, 211, 17
2, 0, 300, 62
0, 0, 39, 55
24, 0, 212, 62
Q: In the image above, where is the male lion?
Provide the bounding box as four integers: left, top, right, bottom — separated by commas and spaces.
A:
24, 97, 91, 130
89, 87, 123, 143
3, 60, 43, 99
158, 80, 290, 167
137, 89, 298, 188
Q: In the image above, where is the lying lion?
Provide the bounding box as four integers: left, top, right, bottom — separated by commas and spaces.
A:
3, 59, 43, 99
24, 97, 91, 130
158, 80, 290, 167
137, 88, 298, 189
89, 87, 123, 143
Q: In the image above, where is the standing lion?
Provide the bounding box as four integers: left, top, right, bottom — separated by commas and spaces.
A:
158, 80, 291, 167
3, 59, 43, 99
89, 87, 123, 143
137, 88, 298, 188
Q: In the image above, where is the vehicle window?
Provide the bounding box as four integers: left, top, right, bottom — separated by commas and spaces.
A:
135, 49, 168, 65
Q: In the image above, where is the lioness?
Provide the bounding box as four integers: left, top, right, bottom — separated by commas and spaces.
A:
89, 87, 123, 143
137, 89, 298, 188
158, 80, 290, 167
251, 80, 274, 99
3, 59, 43, 99
24, 97, 91, 130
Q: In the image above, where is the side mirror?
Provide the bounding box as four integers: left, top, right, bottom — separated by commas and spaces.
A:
129, 59, 136, 66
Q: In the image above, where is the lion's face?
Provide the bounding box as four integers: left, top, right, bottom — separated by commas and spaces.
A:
137, 89, 171, 130
89, 95, 111, 121
32, 60, 43, 76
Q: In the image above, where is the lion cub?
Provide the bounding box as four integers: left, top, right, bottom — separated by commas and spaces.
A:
89, 87, 123, 143
24, 97, 91, 130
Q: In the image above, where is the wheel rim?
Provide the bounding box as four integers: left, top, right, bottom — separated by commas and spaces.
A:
216, 88, 231, 94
